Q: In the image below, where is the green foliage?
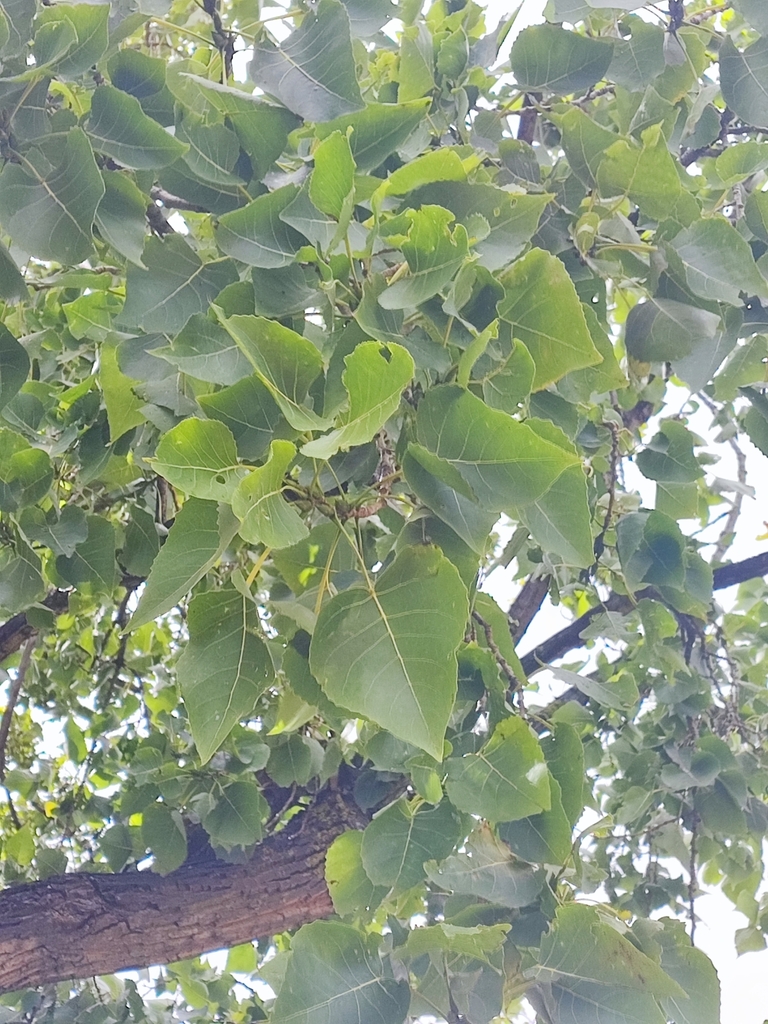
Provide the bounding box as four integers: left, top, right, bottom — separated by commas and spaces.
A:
4, 2, 768, 1023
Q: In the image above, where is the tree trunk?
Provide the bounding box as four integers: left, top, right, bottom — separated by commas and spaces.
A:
0, 787, 364, 994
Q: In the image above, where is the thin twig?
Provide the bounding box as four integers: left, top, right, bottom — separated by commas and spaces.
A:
688, 1, 731, 24
688, 814, 699, 946
0, 637, 36, 782
699, 392, 749, 561
472, 610, 526, 716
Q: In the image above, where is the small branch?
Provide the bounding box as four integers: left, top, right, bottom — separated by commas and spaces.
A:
146, 202, 175, 236
688, 1, 731, 24
0, 638, 36, 782
508, 574, 550, 642
520, 551, 768, 676
591, 420, 620, 571
472, 610, 525, 715
517, 94, 538, 144
150, 187, 206, 213
688, 814, 699, 946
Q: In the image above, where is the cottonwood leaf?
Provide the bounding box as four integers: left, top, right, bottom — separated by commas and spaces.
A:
250, 0, 364, 122
271, 921, 409, 1024
87, 86, 187, 169
177, 587, 274, 764
315, 100, 429, 173
153, 418, 246, 502
445, 717, 550, 822
361, 798, 465, 893
0, 128, 104, 265
426, 826, 543, 907
142, 804, 187, 876
510, 23, 613, 93
303, 342, 413, 459
95, 172, 148, 267
156, 314, 252, 385
499, 777, 573, 866
667, 216, 768, 306
121, 236, 237, 334
721, 36, 768, 128
310, 545, 468, 759
549, 665, 639, 711
176, 114, 243, 185
624, 297, 721, 364
218, 315, 329, 431
56, 516, 117, 595
215, 186, 306, 268
416, 384, 579, 511
498, 248, 601, 390
326, 830, 387, 917
0, 324, 29, 411
199, 375, 286, 461
128, 499, 239, 630
232, 440, 308, 548
378, 206, 468, 310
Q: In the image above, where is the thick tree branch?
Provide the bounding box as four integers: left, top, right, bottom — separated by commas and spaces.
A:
508, 574, 550, 642
0, 786, 366, 995
0, 591, 69, 666
520, 551, 768, 677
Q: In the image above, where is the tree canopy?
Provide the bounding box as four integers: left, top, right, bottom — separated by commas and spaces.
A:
1, 0, 768, 1021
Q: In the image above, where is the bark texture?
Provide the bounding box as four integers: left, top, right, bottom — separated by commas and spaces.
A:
0, 787, 365, 994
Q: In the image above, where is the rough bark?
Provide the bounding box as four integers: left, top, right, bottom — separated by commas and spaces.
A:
0, 786, 365, 995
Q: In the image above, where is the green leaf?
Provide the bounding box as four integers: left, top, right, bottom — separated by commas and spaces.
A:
0, 128, 104, 265
733, 0, 768, 34
95, 171, 148, 267
199, 374, 286, 461
303, 342, 413, 460
202, 780, 267, 850
0, 241, 25, 301
713, 141, 768, 185
499, 777, 573, 865
382, 148, 467, 197
232, 440, 308, 548
310, 545, 468, 759
271, 921, 409, 1024
176, 114, 243, 185
608, 18, 665, 91
0, 324, 29, 411
636, 420, 702, 483
378, 206, 468, 310
181, 77, 300, 181
250, 0, 364, 122
720, 36, 768, 129
121, 507, 160, 578
532, 905, 685, 1022
397, 23, 435, 102
510, 23, 614, 93
555, 106, 618, 187
667, 216, 768, 306
558, 304, 628, 401
0, 0, 35, 57
326, 830, 387, 916
498, 248, 601, 390
400, 922, 510, 960
550, 664, 639, 711
416, 384, 579, 511
625, 297, 720, 363
540, 723, 584, 827
445, 717, 551, 823
217, 315, 328, 431
518, 419, 593, 568
0, 539, 45, 615
156, 314, 252, 386
426, 826, 543, 907
129, 499, 239, 630
152, 418, 246, 502
18, 505, 88, 559
87, 86, 187, 170
0, 432, 52, 512
56, 516, 117, 595
216, 186, 306, 268
361, 798, 465, 893
100, 341, 145, 441
315, 100, 430, 173
402, 444, 498, 554
310, 130, 355, 221
177, 587, 274, 764
142, 804, 187, 875
649, 918, 721, 1024
121, 236, 237, 334
33, 2, 108, 80
597, 124, 699, 225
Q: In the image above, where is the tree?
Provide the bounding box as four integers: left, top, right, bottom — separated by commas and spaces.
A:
1, 0, 768, 1019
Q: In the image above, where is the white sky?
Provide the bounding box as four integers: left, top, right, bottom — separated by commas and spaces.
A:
479, 2, 768, 1021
